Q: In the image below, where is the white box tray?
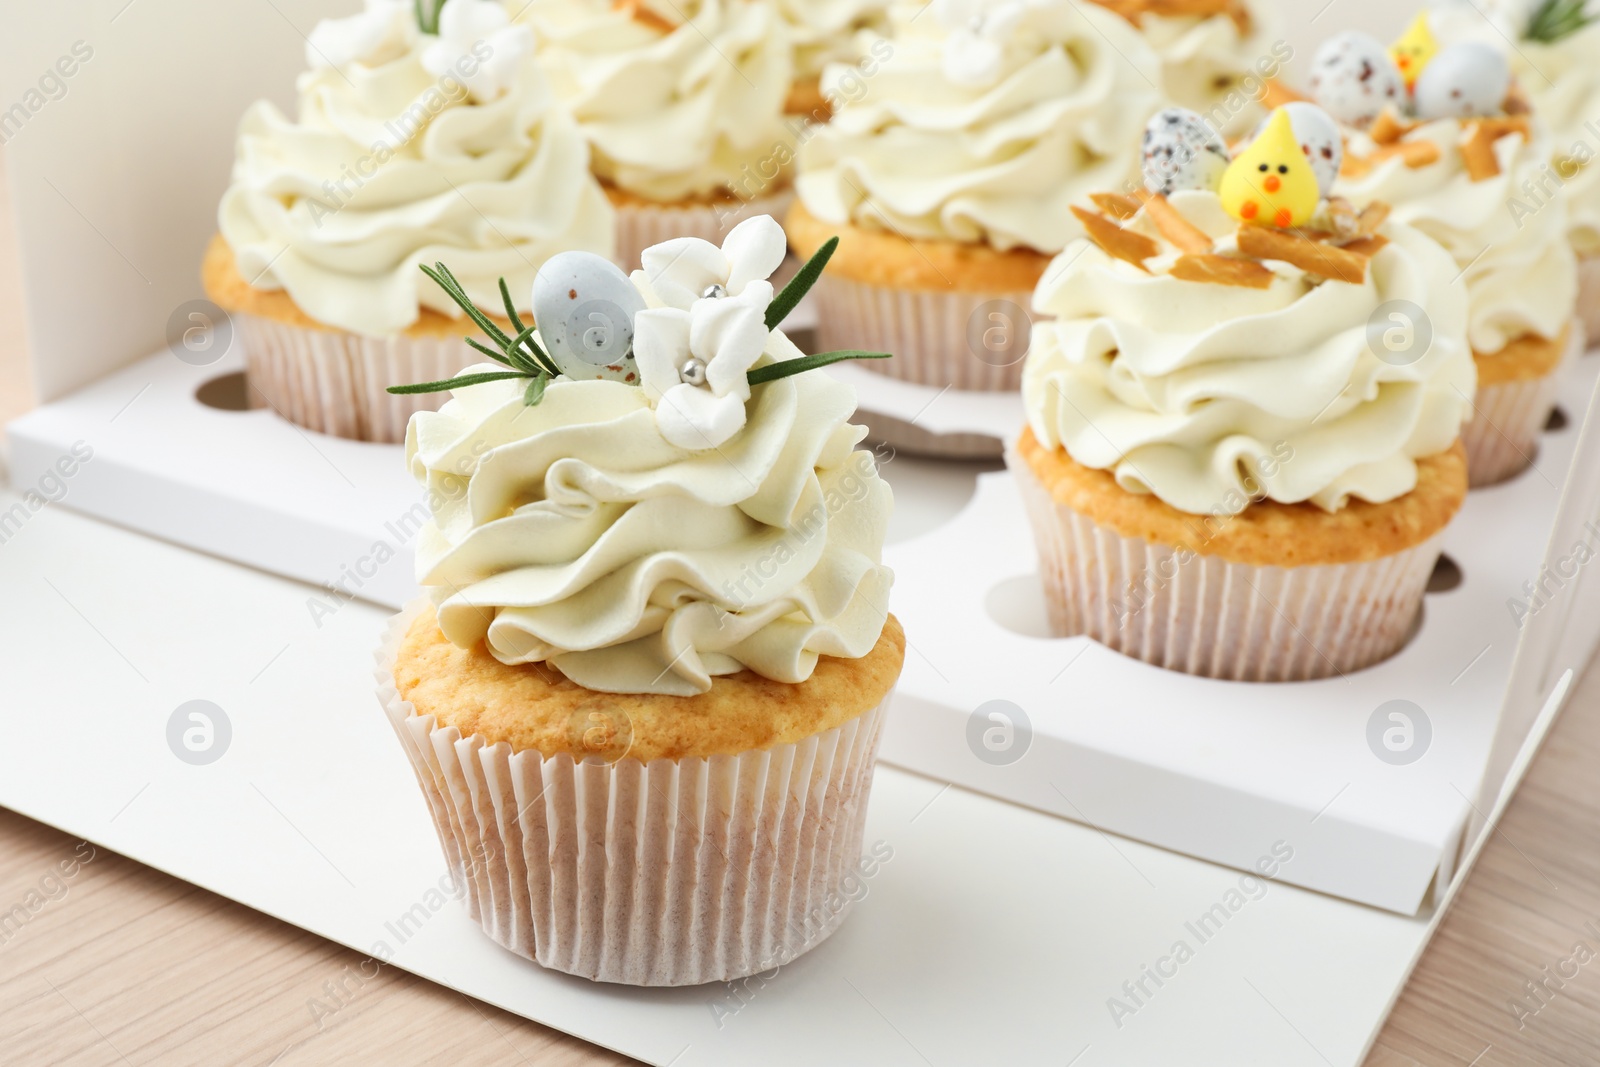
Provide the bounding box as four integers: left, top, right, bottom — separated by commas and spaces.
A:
10, 334, 1598, 913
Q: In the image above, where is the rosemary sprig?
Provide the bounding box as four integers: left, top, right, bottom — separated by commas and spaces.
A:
767, 237, 836, 330
747, 349, 890, 385
1526, 0, 1596, 41
387, 237, 894, 407
415, 0, 447, 34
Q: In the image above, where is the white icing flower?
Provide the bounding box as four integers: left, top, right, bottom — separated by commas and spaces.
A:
632, 216, 787, 449
421, 0, 535, 103
305, 0, 416, 72
934, 0, 1030, 87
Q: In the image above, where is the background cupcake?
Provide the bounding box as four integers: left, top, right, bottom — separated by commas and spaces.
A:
1313, 28, 1579, 486
791, 0, 1162, 395
1012, 125, 1475, 680
1431, 0, 1600, 342
379, 218, 903, 985
517, 0, 796, 269
208, 0, 612, 442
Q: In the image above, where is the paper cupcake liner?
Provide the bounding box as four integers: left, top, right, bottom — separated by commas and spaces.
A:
1461, 324, 1579, 488
807, 275, 1035, 393
238, 312, 475, 443
1007, 448, 1443, 682
1579, 253, 1600, 347
375, 601, 889, 986
612, 187, 797, 272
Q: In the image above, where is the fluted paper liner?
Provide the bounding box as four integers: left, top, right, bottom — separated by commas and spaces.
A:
239, 313, 476, 443
612, 187, 797, 272
1461, 321, 1580, 488
375, 601, 889, 986
1579, 254, 1600, 346
1008, 449, 1443, 682
808, 274, 1034, 394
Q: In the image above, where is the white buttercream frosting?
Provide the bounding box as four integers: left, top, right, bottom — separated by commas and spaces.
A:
516, 0, 795, 202
1334, 117, 1577, 353
220, 2, 614, 337
777, 0, 891, 81
404, 351, 894, 696
1023, 191, 1476, 515
795, 0, 1163, 254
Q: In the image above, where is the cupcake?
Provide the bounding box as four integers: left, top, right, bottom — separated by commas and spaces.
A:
207, 0, 613, 442
1431, 0, 1600, 343
790, 0, 1162, 395
1011, 112, 1475, 682
776, 0, 892, 119
1308, 27, 1578, 486
1091, 0, 1289, 137
517, 0, 797, 269
378, 216, 903, 985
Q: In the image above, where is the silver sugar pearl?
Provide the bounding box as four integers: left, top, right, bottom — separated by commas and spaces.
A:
701, 283, 727, 300
679, 358, 708, 386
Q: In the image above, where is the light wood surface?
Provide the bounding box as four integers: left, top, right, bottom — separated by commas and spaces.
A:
2, 169, 1598, 1067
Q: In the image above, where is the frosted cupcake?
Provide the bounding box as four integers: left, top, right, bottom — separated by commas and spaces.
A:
206, 0, 612, 442
1431, 0, 1600, 343
790, 0, 1161, 394
516, 0, 795, 269
778, 0, 892, 118
1012, 112, 1474, 681
378, 217, 903, 985
1308, 27, 1578, 486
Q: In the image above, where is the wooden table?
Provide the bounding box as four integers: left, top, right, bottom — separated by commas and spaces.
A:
2, 171, 1597, 1067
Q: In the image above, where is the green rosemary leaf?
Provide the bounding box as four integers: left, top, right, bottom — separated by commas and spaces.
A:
746, 349, 890, 386
1527, 0, 1596, 40
387, 370, 532, 395
524, 374, 548, 407
420, 262, 518, 353
766, 237, 838, 331
499, 277, 528, 336
508, 323, 560, 377
464, 337, 517, 367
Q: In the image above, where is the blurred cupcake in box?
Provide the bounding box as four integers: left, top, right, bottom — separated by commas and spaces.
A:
206, 0, 613, 442
1011, 108, 1475, 681
790, 0, 1162, 395
1431, 0, 1600, 346
516, 0, 796, 269
1092, 0, 1289, 137
776, 0, 892, 119
1308, 22, 1579, 486
378, 216, 903, 985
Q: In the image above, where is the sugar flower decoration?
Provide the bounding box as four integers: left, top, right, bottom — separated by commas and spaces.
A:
632, 217, 787, 449
933, 0, 1029, 87
421, 0, 535, 103
305, 0, 417, 72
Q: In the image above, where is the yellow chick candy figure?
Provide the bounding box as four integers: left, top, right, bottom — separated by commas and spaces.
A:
1388, 12, 1438, 89
1219, 109, 1320, 229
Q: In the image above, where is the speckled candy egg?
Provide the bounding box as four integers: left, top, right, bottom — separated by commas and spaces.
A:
530, 252, 647, 384
1141, 108, 1230, 195
1413, 42, 1511, 120
1252, 101, 1344, 197
1309, 32, 1405, 127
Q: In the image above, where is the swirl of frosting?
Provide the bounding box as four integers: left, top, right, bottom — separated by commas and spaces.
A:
404, 338, 894, 697
1507, 26, 1600, 255
1023, 191, 1475, 514
515, 0, 795, 202
795, 0, 1162, 254
1333, 118, 1577, 354
776, 0, 891, 80
220, 12, 613, 337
